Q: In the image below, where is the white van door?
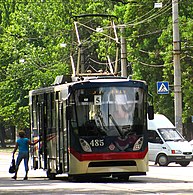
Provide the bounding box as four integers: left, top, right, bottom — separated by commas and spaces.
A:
148, 130, 164, 162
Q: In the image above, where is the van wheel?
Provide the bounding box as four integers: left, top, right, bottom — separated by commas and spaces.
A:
157, 154, 168, 166
179, 161, 190, 167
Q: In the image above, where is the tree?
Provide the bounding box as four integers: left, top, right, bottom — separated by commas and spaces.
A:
0, 0, 115, 139
0, 0, 72, 130
110, 0, 193, 137
0, 0, 192, 141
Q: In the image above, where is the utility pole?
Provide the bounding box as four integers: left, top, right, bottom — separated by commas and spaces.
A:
172, 0, 183, 134
120, 26, 127, 77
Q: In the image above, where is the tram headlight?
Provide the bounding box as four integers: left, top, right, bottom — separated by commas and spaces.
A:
133, 137, 143, 151
79, 138, 92, 152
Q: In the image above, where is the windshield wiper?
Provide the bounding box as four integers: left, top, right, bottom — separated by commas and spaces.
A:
94, 113, 108, 135
165, 139, 175, 141
174, 139, 184, 142
109, 114, 123, 137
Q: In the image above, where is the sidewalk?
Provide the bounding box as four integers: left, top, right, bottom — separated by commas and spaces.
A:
0, 149, 46, 179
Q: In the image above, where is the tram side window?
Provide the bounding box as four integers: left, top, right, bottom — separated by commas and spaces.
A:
38, 94, 45, 135
32, 96, 38, 129
51, 93, 56, 131
134, 89, 145, 122
46, 93, 52, 132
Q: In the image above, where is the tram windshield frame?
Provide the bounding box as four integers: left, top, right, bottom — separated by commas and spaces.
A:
69, 85, 146, 137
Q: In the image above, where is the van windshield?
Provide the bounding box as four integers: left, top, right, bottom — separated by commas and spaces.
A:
158, 128, 184, 141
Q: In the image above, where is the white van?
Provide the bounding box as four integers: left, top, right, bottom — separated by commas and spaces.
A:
147, 114, 193, 166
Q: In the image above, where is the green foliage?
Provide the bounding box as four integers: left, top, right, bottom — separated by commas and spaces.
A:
0, 0, 71, 128
111, 0, 193, 125
0, 0, 192, 130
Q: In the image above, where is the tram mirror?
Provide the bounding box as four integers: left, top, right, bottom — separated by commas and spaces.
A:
66, 105, 73, 120
148, 105, 154, 120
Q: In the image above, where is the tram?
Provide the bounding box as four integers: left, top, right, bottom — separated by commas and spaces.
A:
29, 14, 154, 181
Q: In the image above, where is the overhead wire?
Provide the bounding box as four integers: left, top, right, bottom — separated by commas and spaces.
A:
1, 0, 187, 82
139, 49, 172, 55
125, 3, 172, 27
120, 1, 179, 69
135, 59, 167, 67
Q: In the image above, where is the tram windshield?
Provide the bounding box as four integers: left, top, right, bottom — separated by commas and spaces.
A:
69, 86, 146, 137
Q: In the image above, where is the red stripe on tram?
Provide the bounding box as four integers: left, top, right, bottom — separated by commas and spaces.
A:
70, 147, 148, 161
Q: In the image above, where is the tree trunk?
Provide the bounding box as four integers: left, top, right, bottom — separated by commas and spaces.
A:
0, 125, 6, 147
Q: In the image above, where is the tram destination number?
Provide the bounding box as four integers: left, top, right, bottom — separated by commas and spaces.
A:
90, 139, 105, 147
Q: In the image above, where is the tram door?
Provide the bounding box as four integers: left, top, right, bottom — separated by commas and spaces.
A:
33, 94, 47, 170
55, 92, 68, 174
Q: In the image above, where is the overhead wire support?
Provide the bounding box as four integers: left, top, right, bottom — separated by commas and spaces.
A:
74, 21, 81, 45
74, 21, 120, 43
112, 20, 119, 44
71, 14, 121, 77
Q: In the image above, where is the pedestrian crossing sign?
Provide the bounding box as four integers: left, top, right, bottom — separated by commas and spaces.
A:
157, 81, 169, 94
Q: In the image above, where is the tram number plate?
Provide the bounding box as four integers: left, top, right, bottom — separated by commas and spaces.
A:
90, 139, 104, 147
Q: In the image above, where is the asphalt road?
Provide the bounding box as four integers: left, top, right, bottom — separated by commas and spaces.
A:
1, 150, 193, 194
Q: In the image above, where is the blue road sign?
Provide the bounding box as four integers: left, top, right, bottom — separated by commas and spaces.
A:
157, 81, 169, 94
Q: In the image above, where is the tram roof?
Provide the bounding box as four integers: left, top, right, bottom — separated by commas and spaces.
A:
29, 75, 147, 96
